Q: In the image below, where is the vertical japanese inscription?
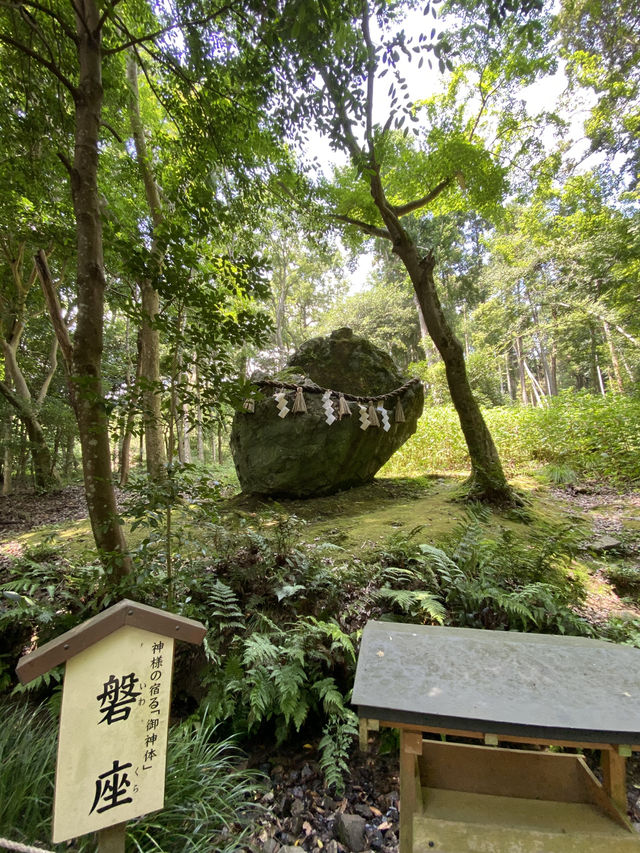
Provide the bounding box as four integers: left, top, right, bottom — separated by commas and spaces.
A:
52, 626, 175, 844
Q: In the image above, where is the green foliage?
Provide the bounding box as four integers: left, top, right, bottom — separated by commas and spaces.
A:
602, 563, 640, 599
600, 614, 640, 648
0, 701, 263, 852
366, 511, 590, 635
384, 392, 640, 483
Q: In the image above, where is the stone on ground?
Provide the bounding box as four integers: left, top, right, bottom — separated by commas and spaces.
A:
230, 328, 424, 498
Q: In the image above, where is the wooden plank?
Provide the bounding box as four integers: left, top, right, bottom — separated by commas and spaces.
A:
399, 730, 421, 853
602, 748, 628, 813
359, 718, 369, 751
418, 740, 595, 804
97, 822, 126, 853
16, 599, 206, 684
414, 806, 640, 852
378, 720, 640, 751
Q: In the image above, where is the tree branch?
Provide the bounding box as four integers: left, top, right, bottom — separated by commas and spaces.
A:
0, 32, 77, 94
361, 0, 376, 158
36, 336, 59, 406
103, 7, 235, 55
0, 0, 77, 41
319, 68, 365, 162
57, 150, 74, 176
101, 119, 123, 143
330, 213, 391, 240
97, 0, 123, 32
390, 177, 453, 218
34, 249, 74, 373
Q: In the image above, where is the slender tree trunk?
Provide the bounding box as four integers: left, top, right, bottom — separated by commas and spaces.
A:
364, 168, 513, 503
2, 416, 12, 495
603, 321, 624, 393
126, 53, 167, 481
60, 3, 131, 577
396, 243, 512, 501
413, 293, 431, 360
119, 333, 143, 487
515, 337, 529, 405
0, 381, 59, 491
63, 430, 76, 478
194, 360, 205, 463
504, 350, 514, 401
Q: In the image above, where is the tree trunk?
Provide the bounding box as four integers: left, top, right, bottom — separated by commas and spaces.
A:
118, 327, 143, 487
504, 350, 514, 401
0, 381, 59, 491
514, 337, 529, 405
365, 168, 513, 503
195, 361, 205, 463
2, 416, 13, 496
603, 320, 624, 393
66, 2, 131, 578
413, 293, 431, 360
63, 430, 76, 478
217, 421, 223, 464
126, 53, 167, 482
397, 247, 512, 501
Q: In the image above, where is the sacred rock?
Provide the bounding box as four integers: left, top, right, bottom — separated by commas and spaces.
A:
230, 328, 424, 498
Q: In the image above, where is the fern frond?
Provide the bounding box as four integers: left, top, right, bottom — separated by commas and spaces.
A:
242, 634, 280, 667
312, 677, 347, 715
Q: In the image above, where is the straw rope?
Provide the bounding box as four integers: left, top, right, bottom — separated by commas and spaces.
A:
252, 376, 421, 405
0, 839, 55, 853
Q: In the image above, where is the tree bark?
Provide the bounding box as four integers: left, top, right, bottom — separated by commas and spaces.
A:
119, 333, 143, 487
398, 248, 512, 501
2, 415, 12, 495
65, 2, 131, 578
603, 320, 624, 393
126, 53, 167, 481
360, 168, 514, 503
0, 380, 59, 491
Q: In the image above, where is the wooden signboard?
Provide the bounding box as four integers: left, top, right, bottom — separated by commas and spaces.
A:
16, 599, 206, 849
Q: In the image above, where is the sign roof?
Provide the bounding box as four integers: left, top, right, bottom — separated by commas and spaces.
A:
16, 598, 206, 685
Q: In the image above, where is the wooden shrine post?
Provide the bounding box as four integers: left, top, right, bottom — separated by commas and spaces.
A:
16, 599, 206, 852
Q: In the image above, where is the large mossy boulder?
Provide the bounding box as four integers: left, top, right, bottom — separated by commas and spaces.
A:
230, 329, 424, 498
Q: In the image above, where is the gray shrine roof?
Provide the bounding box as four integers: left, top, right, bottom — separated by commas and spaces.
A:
352, 621, 640, 744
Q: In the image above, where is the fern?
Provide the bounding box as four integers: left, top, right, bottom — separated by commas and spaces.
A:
318, 711, 360, 795
242, 633, 281, 667
312, 676, 347, 716
206, 580, 244, 630
373, 587, 446, 623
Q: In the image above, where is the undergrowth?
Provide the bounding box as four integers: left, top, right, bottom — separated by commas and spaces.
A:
0, 485, 602, 807
383, 392, 640, 483
0, 701, 263, 852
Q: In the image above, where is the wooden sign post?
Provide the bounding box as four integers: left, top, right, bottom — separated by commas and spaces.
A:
16, 599, 206, 851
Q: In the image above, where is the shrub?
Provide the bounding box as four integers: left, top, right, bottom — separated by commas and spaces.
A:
383, 391, 640, 483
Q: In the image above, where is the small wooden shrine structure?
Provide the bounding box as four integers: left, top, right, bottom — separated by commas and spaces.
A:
353, 622, 640, 852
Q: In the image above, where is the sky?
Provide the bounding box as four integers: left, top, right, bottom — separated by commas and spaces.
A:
297, 6, 595, 294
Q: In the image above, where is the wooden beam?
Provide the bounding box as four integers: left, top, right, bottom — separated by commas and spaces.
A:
97, 822, 126, 853
378, 720, 640, 752
602, 748, 628, 814
399, 730, 422, 853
